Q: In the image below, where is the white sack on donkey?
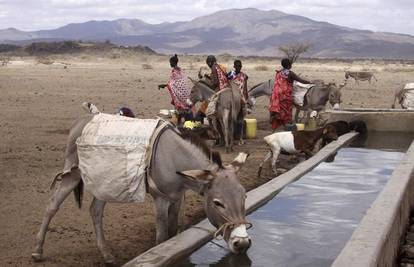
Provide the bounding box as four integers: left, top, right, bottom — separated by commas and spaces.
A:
76, 113, 160, 202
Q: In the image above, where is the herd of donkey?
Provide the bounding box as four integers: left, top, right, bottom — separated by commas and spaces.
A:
30, 65, 412, 265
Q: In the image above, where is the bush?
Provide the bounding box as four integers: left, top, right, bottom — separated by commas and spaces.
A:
0, 44, 20, 53
36, 56, 54, 65
254, 65, 269, 71
0, 56, 11, 66
26, 41, 81, 55
142, 63, 153, 70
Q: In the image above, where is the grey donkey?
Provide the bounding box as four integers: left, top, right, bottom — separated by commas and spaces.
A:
32, 114, 252, 265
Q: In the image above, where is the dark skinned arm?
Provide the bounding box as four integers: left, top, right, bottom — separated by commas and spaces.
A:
243, 74, 249, 100
290, 71, 311, 84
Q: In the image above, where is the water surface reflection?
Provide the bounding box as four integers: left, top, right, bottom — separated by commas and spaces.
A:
175, 148, 404, 267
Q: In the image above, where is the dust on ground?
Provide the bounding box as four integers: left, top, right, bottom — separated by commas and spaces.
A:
1, 55, 413, 266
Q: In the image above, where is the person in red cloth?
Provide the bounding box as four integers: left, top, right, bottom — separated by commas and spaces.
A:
227, 59, 249, 102
203, 55, 230, 92
269, 58, 310, 130
158, 54, 192, 124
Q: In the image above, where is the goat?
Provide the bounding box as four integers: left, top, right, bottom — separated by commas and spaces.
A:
258, 125, 338, 177
345, 71, 377, 84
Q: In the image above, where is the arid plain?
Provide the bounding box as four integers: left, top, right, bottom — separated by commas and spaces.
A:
1, 53, 413, 266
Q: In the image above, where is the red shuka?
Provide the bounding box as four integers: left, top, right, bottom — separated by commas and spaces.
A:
269, 69, 293, 129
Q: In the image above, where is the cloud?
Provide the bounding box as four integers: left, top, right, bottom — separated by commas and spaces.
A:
0, 0, 413, 35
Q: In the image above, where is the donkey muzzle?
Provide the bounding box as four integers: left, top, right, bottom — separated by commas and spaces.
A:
228, 224, 251, 254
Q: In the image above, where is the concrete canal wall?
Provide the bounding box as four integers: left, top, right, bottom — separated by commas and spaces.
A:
331, 141, 414, 267
123, 133, 359, 267
124, 109, 414, 267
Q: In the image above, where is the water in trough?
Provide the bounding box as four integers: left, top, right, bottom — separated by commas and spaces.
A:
173, 132, 413, 267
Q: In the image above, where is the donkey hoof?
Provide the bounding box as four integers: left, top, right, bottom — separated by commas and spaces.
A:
31, 252, 43, 262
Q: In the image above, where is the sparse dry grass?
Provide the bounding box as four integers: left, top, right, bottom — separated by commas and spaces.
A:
36, 56, 54, 65
141, 63, 153, 69
254, 65, 269, 71
0, 56, 11, 66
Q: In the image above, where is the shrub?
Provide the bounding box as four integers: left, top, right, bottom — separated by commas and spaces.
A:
142, 63, 153, 70
254, 65, 269, 71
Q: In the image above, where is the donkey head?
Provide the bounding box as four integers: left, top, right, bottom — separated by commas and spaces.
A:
328, 83, 342, 110
187, 78, 213, 106
178, 152, 251, 254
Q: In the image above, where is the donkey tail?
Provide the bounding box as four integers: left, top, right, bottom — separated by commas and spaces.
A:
50, 172, 63, 190
73, 180, 84, 209
50, 171, 84, 209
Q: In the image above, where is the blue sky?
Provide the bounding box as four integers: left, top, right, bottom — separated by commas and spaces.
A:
1, 0, 413, 35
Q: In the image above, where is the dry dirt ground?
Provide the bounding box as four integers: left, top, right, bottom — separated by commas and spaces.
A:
1, 55, 413, 266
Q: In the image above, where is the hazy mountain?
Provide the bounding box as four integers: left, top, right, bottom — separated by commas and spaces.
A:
1, 8, 414, 58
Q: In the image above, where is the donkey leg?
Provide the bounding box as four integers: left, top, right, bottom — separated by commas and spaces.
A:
211, 117, 224, 146
239, 119, 245, 145
154, 197, 171, 244
168, 195, 183, 238
228, 113, 235, 152
221, 109, 231, 153
90, 198, 114, 265
32, 170, 81, 261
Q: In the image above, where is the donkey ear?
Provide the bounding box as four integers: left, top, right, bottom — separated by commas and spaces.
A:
177, 169, 214, 184
188, 77, 196, 84
229, 152, 249, 172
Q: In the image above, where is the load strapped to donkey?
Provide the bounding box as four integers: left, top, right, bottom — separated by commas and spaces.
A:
53, 113, 170, 203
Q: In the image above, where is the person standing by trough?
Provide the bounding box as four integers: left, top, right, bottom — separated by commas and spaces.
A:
158, 54, 192, 124
269, 58, 310, 131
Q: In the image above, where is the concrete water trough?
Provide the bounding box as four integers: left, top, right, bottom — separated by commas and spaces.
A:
124, 109, 414, 267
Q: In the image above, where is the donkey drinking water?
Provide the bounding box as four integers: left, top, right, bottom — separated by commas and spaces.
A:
187, 78, 244, 152
32, 114, 252, 265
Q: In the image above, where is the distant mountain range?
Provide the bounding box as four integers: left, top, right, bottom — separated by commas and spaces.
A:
2, 8, 414, 59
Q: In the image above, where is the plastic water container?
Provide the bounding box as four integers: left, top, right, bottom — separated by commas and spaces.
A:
296, 123, 305, 131
244, 118, 257, 139
306, 118, 317, 131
